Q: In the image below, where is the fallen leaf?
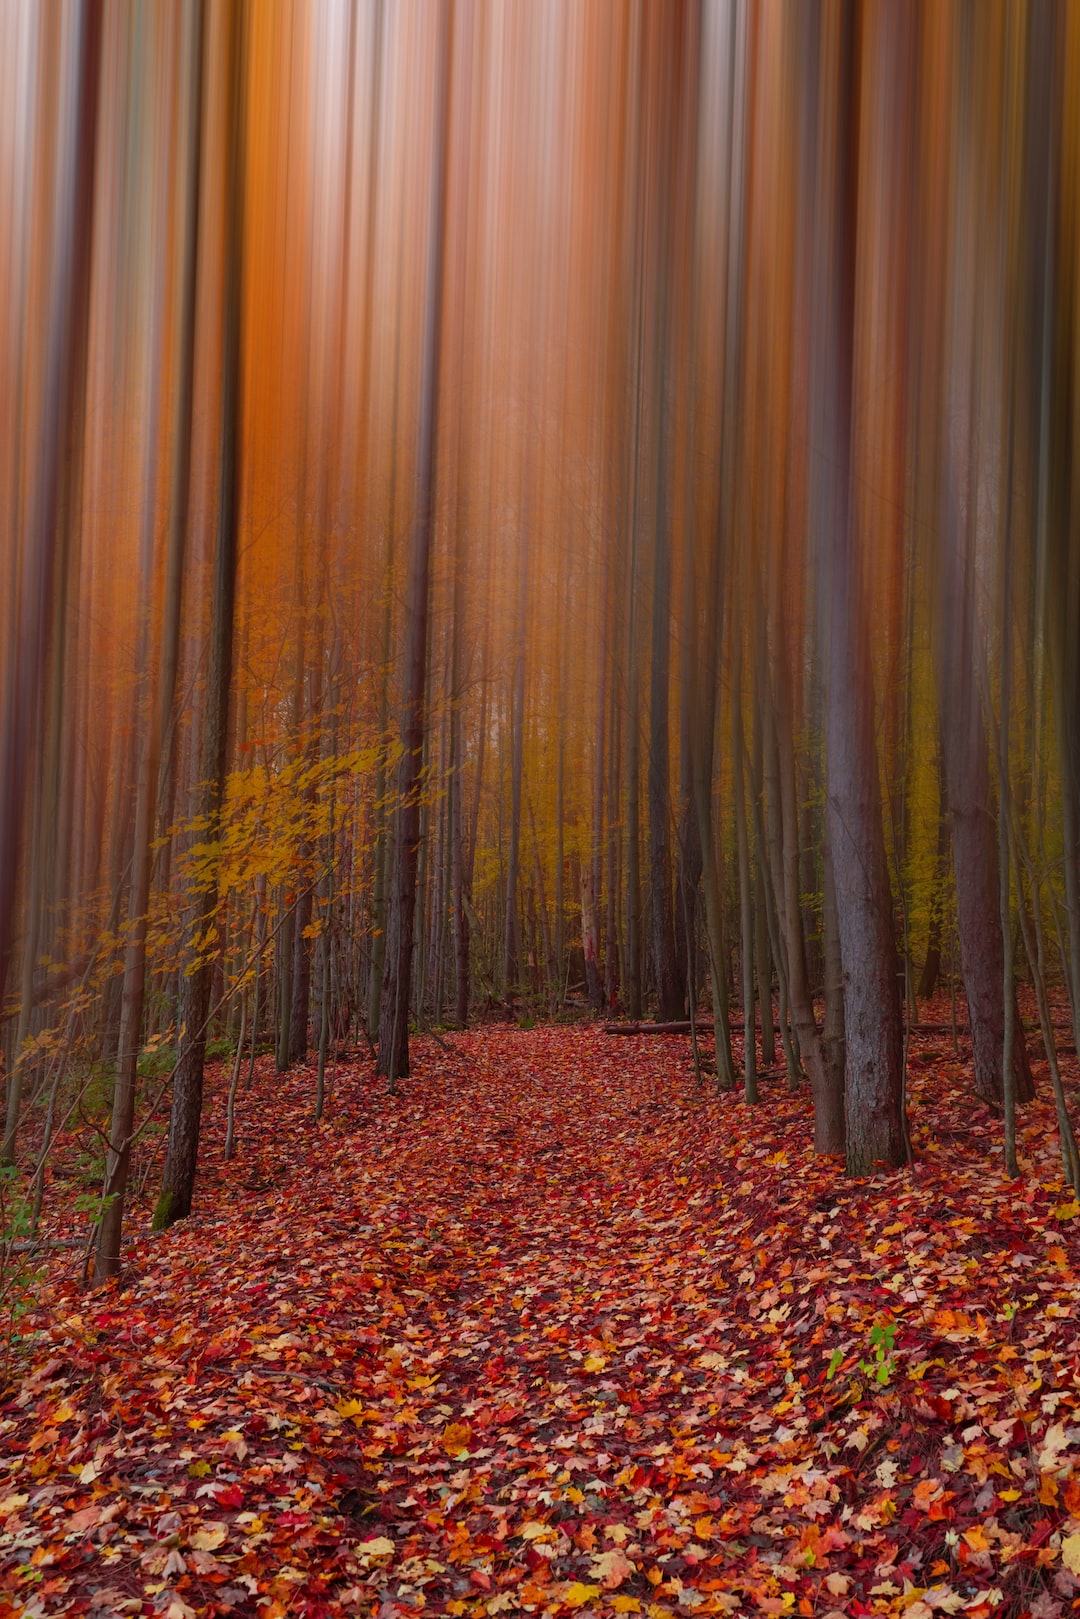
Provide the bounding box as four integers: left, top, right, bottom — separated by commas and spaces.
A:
189, 1524, 227, 1552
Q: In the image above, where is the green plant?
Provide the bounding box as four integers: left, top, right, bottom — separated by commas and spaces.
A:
825, 1317, 899, 1390
205, 1034, 236, 1062
137, 1044, 176, 1080
81, 1059, 117, 1118
0, 1166, 43, 1382
858, 1318, 898, 1385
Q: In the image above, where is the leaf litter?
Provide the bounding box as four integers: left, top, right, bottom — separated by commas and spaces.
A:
1, 1020, 1079, 1618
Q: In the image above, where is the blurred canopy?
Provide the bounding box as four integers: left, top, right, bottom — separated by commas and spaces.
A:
3, 0, 1080, 1243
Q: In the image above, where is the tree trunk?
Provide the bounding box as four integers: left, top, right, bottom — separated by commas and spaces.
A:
918, 759, 950, 1000
376, 0, 454, 1084
810, 0, 906, 1174
503, 535, 527, 1002
151, 0, 246, 1234
733, 675, 756, 1101
0, 0, 102, 1043
97, 33, 176, 1266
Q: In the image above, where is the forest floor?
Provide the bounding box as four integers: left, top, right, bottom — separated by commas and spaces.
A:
2, 1011, 1080, 1619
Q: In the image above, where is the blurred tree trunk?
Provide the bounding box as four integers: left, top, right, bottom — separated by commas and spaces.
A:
918, 755, 950, 1001
97, 0, 203, 1270
377, 0, 454, 1083
644, 4, 683, 1022
811, 0, 905, 1173
1, 0, 102, 1156
936, 154, 1035, 1107
584, 555, 606, 1012
733, 655, 757, 1101
151, 0, 246, 1235
503, 523, 527, 1003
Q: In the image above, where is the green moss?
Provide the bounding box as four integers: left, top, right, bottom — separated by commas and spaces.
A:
150, 1188, 174, 1231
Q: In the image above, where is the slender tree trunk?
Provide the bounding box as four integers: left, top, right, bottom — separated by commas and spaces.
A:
605, 686, 621, 1012
1, 1, 101, 1154
503, 546, 527, 1002
820, 829, 847, 1152
777, 687, 827, 1101
585, 560, 607, 1012
733, 671, 756, 1101
645, 18, 682, 1024
98, 63, 173, 1266
918, 756, 950, 1000
150, 0, 246, 1234
363, 2, 391, 1044
754, 855, 776, 1066
750, 687, 776, 1067
376, 0, 454, 1083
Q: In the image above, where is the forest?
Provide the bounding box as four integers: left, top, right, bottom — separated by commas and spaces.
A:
1, 1, 1080, 1616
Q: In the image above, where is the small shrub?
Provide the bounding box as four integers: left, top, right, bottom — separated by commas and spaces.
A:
137, 1045, 176, 1080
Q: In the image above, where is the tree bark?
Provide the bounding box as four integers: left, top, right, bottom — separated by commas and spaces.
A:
0, 0, 102, 1143
151, 0, 246, 1235
376, 0, 454, 1084
811, 0, 906, 1174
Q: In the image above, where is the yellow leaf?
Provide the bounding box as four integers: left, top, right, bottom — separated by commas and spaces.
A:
1062, 1534, 1080, 1575
612, 1601, 642, 1614
442, 1421, 472, 1456
190, 1525, 227, 1551
561, 1583, 602, 1609
583, 1353, 608, 1373
358, 1536, 395, 1559
693, 1516, 714, 1540
1053, 1201, 1079, 1220
335, 1398, 365, 1420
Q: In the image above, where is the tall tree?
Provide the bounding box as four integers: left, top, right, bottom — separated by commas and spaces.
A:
95, 0, 204, 1265
810, 0, 906, 1174
376, 0, 455, 1084
1, 0, 102, 1161
146, 0, 248, 1238
935, 13, 1034, 1112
